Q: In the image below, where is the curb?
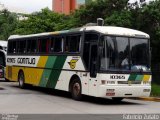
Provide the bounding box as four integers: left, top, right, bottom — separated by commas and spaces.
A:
137, 97, 160, 102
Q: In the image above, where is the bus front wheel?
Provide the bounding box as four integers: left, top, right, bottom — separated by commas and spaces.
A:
70, 79, 82, 101
18, 71, 25, 88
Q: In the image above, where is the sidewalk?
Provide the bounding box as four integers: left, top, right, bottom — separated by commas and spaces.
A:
137, 97, 160, 102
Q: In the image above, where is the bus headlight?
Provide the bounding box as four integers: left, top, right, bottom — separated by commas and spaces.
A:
143, 81, 151, 85
106, 81, 116, 84
101, 80, 116, 85
143, 89, 150, 92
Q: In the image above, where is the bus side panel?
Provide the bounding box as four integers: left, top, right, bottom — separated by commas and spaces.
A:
53, 56, 89, 95
12, 66, 21, 81
5, 66, 9, 80
6, 66, 24, 82
37, 56, 67, 88
56, 71, 90, 95
24, 67, 44, 86
20, 56, 48, 86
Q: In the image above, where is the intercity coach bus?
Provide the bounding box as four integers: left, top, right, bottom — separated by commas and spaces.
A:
6, 25, 151, 101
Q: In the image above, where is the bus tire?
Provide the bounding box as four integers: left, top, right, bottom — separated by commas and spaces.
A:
70, 78, 82, 101
18, 71, 25, 89
5, 78, 9, 82
112, 97, 124, 102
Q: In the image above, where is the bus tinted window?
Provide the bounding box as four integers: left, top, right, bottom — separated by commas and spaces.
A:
7, 41, 12, 53
130, 38, 149, 68
8, 41, 17, 53
83, 33, 99, 70
85, 34, 98, 42
0, 53, 4, 66
38, 38, 49, 53
27, 39, 37, 53
50, 37, 63, 53
17, 40, 26, 53
65, 35, 81, 53
100, 36, 129, 70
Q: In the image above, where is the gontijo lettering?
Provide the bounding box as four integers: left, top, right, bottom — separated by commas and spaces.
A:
17, 58, 36, 65
7, 58, 16, 63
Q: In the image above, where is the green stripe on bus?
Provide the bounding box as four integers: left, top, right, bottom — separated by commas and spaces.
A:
39, 56, 57, 87
45, 56, 57, 68
46, 56, 67, 88
135, 75, 143, 81
128, 74, 137, 81
128, 75, 145, 81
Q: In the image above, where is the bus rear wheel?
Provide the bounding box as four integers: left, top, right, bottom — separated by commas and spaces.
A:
18, 71, 25, 88
70, 79, 82, 101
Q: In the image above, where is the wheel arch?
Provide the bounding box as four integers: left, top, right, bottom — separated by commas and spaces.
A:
18, 69, 24, 80
69, 74, 81, 92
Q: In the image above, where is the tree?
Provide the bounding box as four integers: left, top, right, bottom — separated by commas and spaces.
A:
0, 9, 18, 40
14, 8, 70, 35
105, 10, 132, 27
0, 0, 160, 83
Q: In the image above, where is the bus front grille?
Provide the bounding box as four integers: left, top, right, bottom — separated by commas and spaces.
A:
118, 81, 141, 84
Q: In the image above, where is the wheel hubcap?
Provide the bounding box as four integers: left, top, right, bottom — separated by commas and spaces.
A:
73, 83, 80, 96
19, 74, 23, 86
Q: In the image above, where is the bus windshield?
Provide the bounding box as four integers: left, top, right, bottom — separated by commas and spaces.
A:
100, 36, 150, 72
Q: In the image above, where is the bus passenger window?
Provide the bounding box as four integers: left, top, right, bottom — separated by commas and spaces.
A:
8, 41, 17, 54
27, 39, 37, 53
50, 37, 54, 52
65, 35, 81, 53
27, 40, 31, 53
8, 41, 12, 53
50, 37, 63, 52
38, 38, 49, 53
17, 40, 26, 54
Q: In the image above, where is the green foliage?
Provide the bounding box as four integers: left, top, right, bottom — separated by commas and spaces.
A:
73, 0, 129, 25
0, 0, 160, 83
0, 9, 18, 40
105, 10, 132, 27
151, 83, 160, 97
14, 8, 70, 34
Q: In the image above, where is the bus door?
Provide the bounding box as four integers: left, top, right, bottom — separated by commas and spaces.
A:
88, 42, 98, 96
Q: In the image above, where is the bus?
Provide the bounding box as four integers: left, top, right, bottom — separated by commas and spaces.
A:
6, 25, 151, 101
0, 40, 7, 81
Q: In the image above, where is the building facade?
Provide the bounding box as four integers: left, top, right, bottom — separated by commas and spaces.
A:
53, 0, 76, 15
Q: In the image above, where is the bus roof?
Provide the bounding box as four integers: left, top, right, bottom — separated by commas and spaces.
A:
8, 26, 149, 40
82, 26, 149, 38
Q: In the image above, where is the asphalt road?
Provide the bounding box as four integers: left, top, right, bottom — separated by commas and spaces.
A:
0, 81, 160, 120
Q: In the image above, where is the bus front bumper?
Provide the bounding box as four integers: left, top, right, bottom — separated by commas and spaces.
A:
98, 85, 151, 98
